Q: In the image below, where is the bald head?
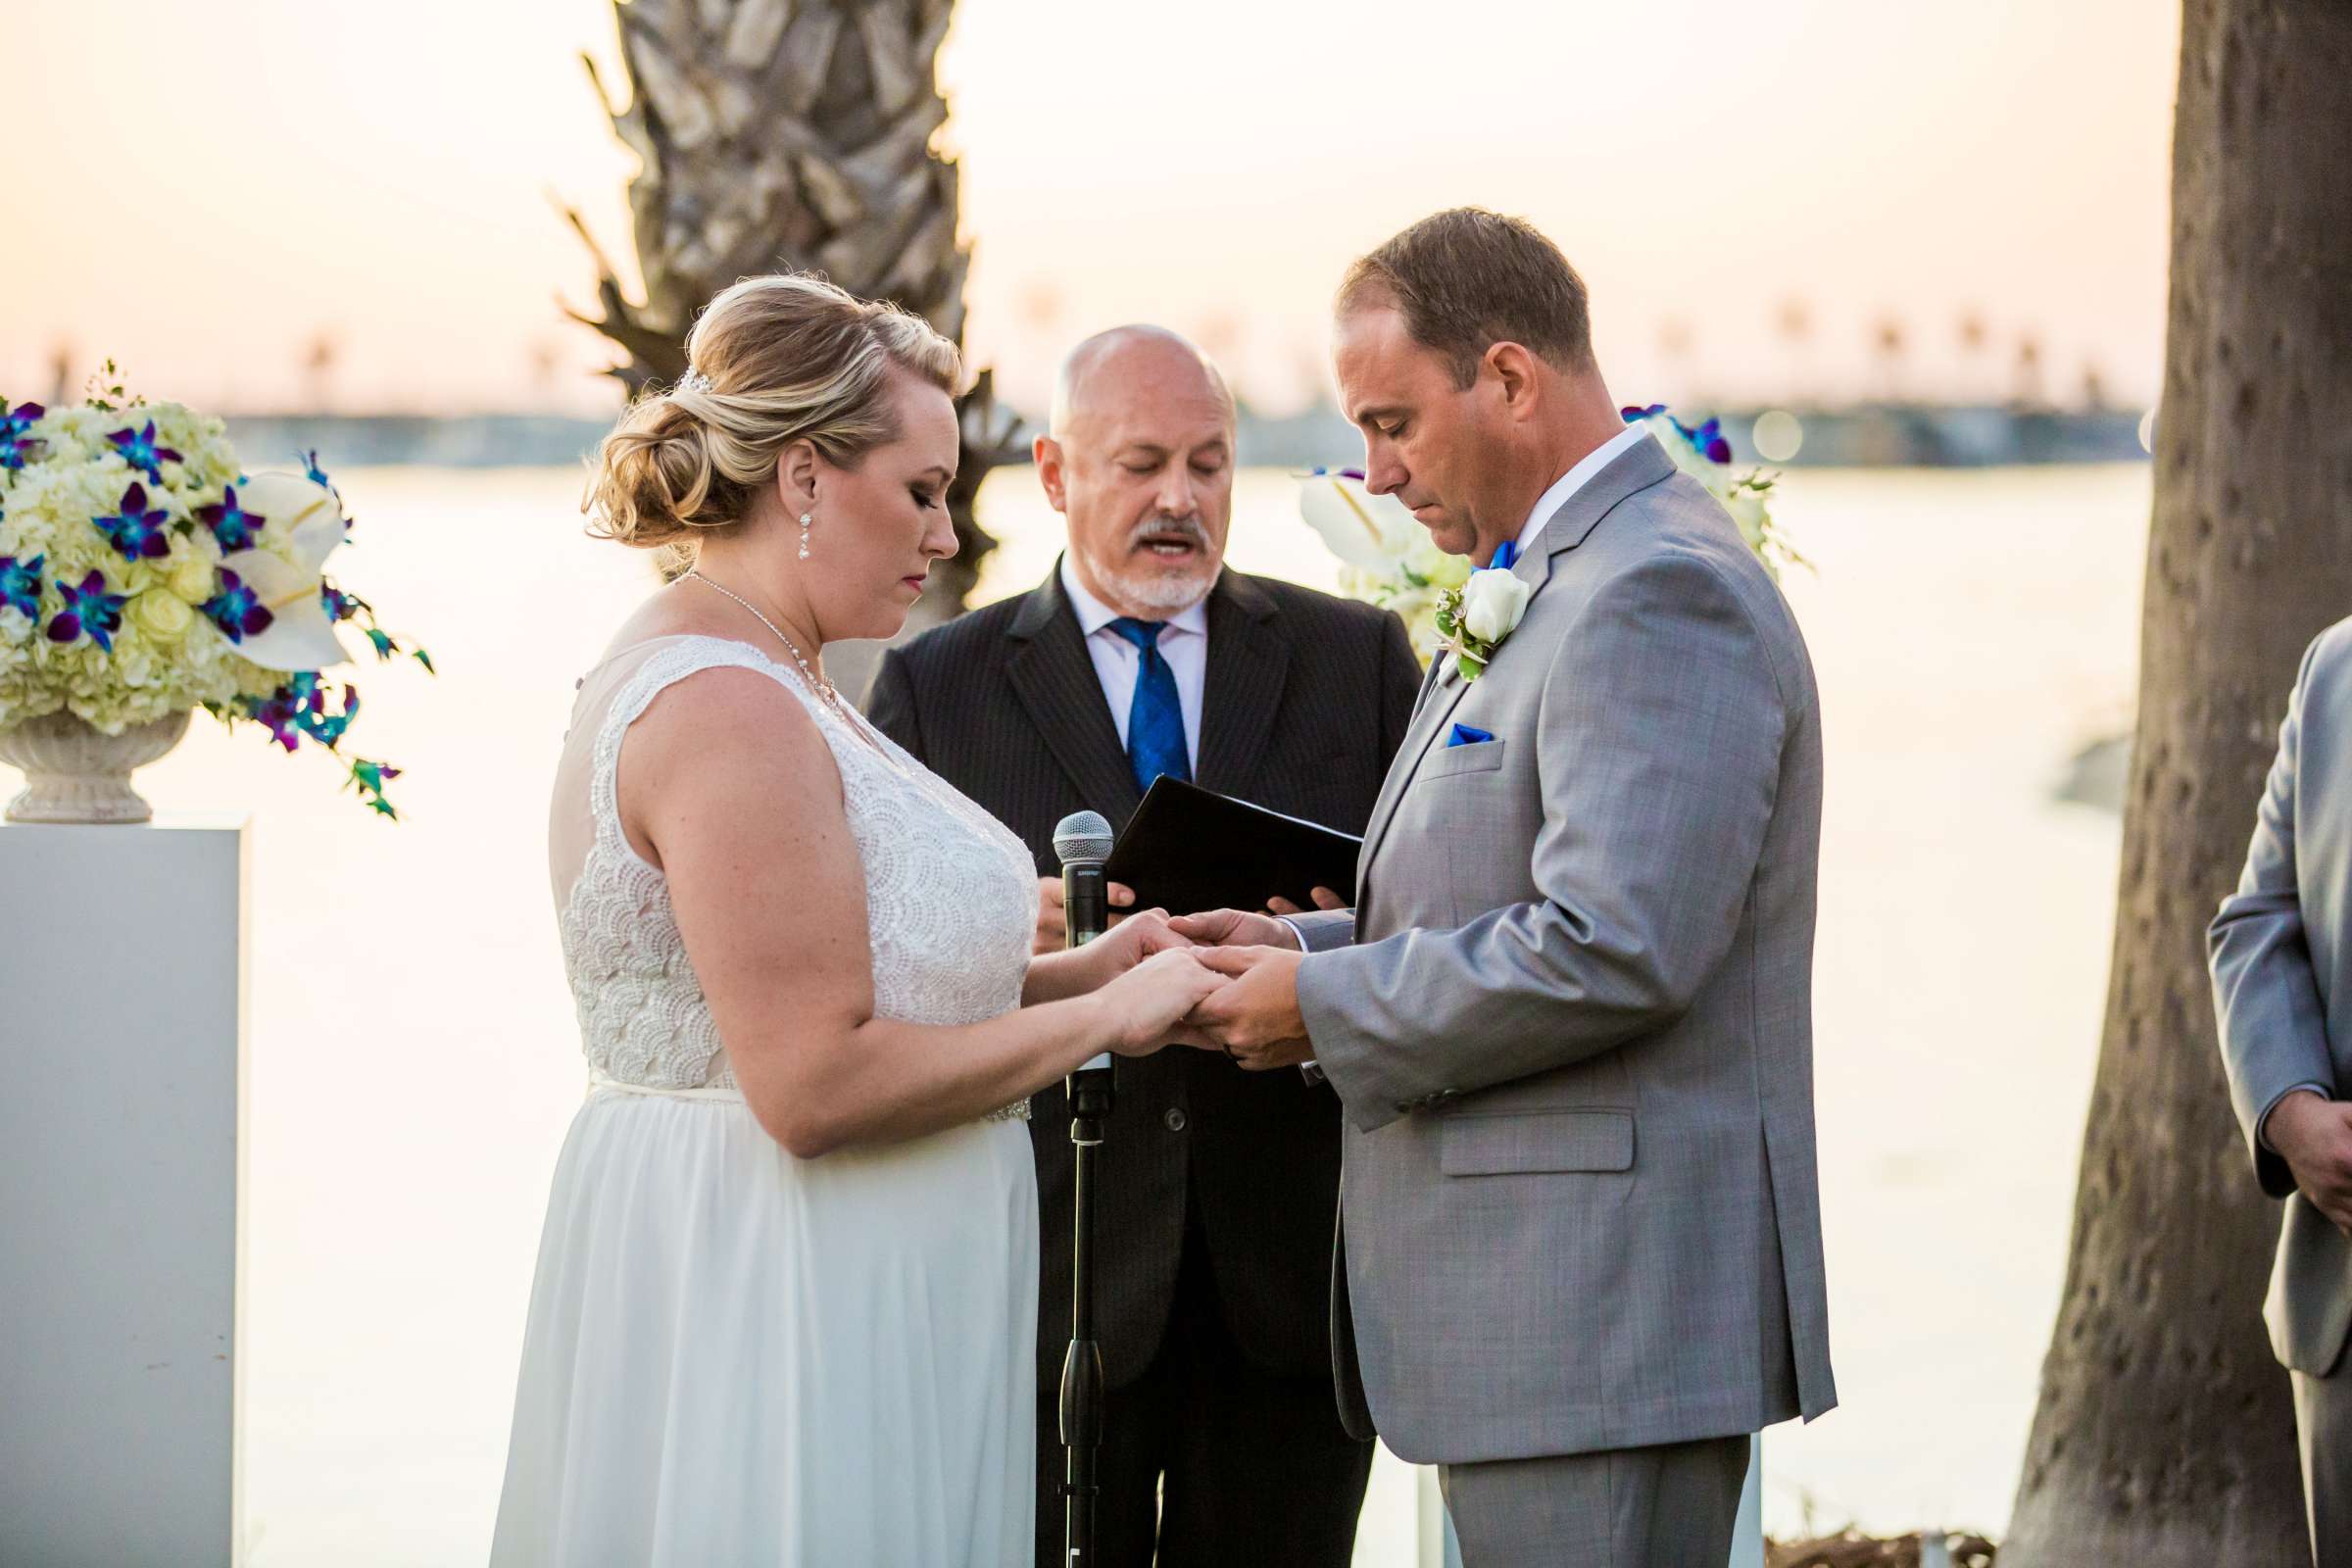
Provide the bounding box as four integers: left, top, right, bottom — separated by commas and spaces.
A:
1036, 325, 1238, 619
1049, 325, 1236, 440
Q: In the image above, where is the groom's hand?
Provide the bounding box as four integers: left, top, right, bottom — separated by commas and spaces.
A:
1266, 886, 1348, 917
1183, 946, 1311, 1070
1168, 907, 1300, 950
2271, 1092, 2352, 1236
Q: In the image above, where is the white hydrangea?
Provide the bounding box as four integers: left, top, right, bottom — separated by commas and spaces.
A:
0, 399, 307, 733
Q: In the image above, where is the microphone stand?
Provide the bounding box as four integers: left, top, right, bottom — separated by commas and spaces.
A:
1057, 848, 1115, 1567
1061, 1049, 1113, 1564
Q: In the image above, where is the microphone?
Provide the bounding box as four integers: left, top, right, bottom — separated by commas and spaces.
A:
1054, 810, 1116, 1076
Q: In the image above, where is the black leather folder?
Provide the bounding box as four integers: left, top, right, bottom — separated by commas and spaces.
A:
1102, 777, 1362, 916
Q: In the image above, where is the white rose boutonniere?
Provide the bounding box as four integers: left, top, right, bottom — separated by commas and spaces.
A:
1432, 541, 1533, 681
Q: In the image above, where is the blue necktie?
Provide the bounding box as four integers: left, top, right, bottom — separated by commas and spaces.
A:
1107, 617, 1191, 796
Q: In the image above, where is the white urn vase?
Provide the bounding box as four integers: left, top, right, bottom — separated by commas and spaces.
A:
0, 709, 193, 824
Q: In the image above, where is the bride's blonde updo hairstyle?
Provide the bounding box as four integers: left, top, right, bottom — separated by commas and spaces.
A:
584, 272, 961, 562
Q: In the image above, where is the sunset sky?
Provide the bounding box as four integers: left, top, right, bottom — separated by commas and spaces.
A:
3, 0, 2180, 418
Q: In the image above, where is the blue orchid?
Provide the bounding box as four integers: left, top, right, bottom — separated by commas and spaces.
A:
1623, 404, 1733, 465
238, 671, 360, 753
47, 570, 128, 652
240, 672, 323, 752
0, 401, 42, 470
194, 483, 265, 551
0, 553, 43, 618
94, 482, 174, 561
344, 758, 403, 818
1686, 416, 1733, 465
201, 568, 275, 644
107, 420, 183, 483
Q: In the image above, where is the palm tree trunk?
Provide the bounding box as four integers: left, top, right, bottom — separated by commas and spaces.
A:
562, 0, 1018, 697
2001, 1, 2352, 1560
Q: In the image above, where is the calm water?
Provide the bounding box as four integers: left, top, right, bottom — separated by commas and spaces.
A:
6, 462, 2150, 1561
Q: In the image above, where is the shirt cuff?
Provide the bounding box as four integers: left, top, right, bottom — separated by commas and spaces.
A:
2260, 1083, 2332, 1152
1273, 920, 1324, 1082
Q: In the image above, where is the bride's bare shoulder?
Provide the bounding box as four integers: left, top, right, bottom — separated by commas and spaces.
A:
593, 582, 745, 665
616, 659, 843, 849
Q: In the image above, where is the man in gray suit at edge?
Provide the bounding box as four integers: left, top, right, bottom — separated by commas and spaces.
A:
1173, 208, 1838, 1565
2211, 619, 2352, 1564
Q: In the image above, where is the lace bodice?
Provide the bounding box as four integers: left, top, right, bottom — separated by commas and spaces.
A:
553, 635, 1041, 1097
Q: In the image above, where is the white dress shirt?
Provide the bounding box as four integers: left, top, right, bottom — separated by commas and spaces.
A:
1058, 554, 1208, 772
1506, 423, 1654, 564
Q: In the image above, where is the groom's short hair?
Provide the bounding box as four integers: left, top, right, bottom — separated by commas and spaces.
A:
1338, 208, 1593, 388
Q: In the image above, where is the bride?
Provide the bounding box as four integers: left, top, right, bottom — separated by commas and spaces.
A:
491, 274, 1224, 1565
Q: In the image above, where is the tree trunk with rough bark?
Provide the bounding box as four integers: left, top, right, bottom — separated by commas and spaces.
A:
564, 0, 1017, 696
2002, 2, 2352, 1562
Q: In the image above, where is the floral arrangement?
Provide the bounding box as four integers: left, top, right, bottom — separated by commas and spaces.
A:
1298, 405, 1805, 669
1296, 467, 1472, 661
0, 368, 429, 816
1618, 405, 1805, 581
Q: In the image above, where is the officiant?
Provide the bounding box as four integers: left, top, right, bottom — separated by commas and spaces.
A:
867, 325, 1418, 1566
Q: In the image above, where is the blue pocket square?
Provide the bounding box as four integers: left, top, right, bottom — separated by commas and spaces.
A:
1446, 724, 1494, 749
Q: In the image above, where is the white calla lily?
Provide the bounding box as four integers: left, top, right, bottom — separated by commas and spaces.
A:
218, 471, 353, 672
1298, 469, 1422, 575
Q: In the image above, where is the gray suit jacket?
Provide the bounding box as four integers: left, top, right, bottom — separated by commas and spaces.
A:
2210, 618, 2352, 1376
1289, 434, 1838, 1463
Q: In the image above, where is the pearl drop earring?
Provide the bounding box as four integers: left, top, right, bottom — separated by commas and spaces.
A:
799, 512, 812, 560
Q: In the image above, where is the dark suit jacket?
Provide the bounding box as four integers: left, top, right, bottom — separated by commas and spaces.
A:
867, 562, 1419, 1390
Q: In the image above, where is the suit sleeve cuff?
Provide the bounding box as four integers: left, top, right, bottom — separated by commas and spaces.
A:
2260, 1083, 2330, 1153
1278, 921, 1332, 1087
1284, 908, 1357, 954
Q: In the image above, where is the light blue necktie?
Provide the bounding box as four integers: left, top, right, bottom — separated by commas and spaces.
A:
1106, 617, 1191, 796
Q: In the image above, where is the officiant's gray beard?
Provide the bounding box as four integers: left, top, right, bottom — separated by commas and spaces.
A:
1098, 514, 1220, 612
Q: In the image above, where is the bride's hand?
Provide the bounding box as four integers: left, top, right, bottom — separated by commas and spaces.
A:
1099, 950, 1230, 1055
1079, 908, 1190, 988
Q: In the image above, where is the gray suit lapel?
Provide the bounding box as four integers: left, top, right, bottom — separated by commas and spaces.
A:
1353, 434, 1677, 878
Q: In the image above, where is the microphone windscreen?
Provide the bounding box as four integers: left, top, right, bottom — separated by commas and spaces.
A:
1053, 810, 1114, 866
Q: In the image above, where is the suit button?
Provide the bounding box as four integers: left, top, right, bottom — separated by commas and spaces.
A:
1163, 1107, 1189, 1133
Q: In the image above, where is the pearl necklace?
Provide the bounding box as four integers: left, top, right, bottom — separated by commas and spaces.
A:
682, 570, 848, 719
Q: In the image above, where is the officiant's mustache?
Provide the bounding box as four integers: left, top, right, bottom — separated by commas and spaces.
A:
1125, 514, 1214, 556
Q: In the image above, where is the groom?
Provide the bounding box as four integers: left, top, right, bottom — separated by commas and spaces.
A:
1179, 208, 1838, 1565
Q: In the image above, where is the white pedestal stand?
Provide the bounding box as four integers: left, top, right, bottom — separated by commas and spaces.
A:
0, 818, 250, 1567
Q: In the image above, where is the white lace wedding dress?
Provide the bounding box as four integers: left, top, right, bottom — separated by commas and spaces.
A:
491, 634, 1045, 1566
